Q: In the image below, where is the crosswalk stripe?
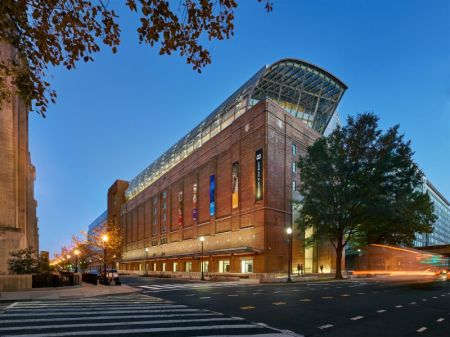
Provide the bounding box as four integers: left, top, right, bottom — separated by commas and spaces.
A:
0, 294, 295, 337
1, 308, 204, 317
0, 317, 244, 331
0, 324, 263, 337
0, 312, 223, 324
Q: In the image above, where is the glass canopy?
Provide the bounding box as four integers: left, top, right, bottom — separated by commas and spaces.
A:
125, 58, 347, 200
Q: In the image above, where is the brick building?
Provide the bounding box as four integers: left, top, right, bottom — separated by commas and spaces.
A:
0, 42, 39, 274
112, 59, 347, 275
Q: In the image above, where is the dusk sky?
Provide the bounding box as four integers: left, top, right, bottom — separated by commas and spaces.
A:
29, 0, 450, 256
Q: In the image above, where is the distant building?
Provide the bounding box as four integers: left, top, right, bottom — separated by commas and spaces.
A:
108, 59, 348, 275
414, 179, 450, 247
88, 211, 107, 236
0, 42, 39, 275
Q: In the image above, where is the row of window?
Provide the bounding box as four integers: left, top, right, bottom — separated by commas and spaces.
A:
140, 259, 253, 273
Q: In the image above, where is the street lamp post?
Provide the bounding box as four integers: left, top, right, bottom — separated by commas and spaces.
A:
102, 235, 108, 277
199, 236, 205, 281
66, 255, 71, 272
144, 248, 149, 276
286, 227, 293, 283
74, 249, 80, 273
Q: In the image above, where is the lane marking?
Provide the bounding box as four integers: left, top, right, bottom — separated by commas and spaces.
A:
199, 297, 211, 299
432, 296, 438, 299
321, 296, 333, 300
341, 294, 351, 297
410, 302, 416, 305
377, 310, 386, 313
437, 318, 445, 322
417, 327, 427, 333
422, 299, 427, 302
299, 299, 311, 302
357, 292, 365, 295
227, 294, 239, 297
0, 308, 204, 317
272, 302, 286, 306
240, 306, 255, 310
395, 305, 403, 308
318, 324, 334, 330
350, 316, 364, 321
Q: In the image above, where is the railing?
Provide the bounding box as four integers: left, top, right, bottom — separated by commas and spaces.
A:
32, 273, 81, 288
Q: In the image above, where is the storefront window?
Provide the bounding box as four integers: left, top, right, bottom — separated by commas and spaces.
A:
202, 261, 209, 273
162, 262, 166, 271
219, 260, 230, 273
173, 262, 178, 272
186, 261, 193, 272
241, 259, 253, 273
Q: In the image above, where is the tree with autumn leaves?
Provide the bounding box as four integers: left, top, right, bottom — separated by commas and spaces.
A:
53, 220, 122, 271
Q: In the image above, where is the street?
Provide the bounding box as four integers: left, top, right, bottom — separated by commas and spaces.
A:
123, 276, 450, 337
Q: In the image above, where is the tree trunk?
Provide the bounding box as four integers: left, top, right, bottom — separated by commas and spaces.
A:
335, 243, 343, 280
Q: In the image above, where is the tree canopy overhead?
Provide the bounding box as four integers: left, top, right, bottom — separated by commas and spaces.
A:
0, 0, 272, 116
295, 113, 435, 279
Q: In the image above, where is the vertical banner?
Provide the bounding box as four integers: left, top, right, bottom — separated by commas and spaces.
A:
209, 175, 215, 216
178, 190, 183, 226
255, 149, 263, 201
192, 183, 198, 222
232, 162, 239, 209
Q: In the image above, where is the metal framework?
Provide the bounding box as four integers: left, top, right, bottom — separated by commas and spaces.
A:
125, 58, 347, 200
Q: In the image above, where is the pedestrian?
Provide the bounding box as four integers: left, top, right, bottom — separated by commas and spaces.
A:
297, 264, 301, 276
320, 265, 324, 273
300, 264, 303, 274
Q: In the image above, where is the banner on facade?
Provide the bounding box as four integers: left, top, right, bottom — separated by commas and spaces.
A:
232, 162, 239, 209
192, 183, 198, 222
209, 175, 215, 216
255, 149, 263, 201
178, 190, 183, 226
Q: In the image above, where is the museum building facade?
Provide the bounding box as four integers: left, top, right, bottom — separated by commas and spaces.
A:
112, 59, 347, 275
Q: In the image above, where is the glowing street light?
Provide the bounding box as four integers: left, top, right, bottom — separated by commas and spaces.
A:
199, 236, 205, 281
286, 227, 293, 283
102, 234, 108, 276
74, 249, 80, 273
144, 247, 149, 276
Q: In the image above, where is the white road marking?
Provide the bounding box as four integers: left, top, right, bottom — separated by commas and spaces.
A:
341, 294, 351, 297
377, 310, 386, 313
410, 302, 416, 305
321, 296, 333, 300
299, 299, 312, 302
318, 324, 334, 329
422, 299, 427, 302
437, 318, 445, 322
395, 305, 403, 308
417, 327, 427, 333
0, 324, 264, 337
432, 296, 438, 299
350, 316, 364, 321
199, 297, 211, 299
0, 308, 203, 317
227, 294, 239, 297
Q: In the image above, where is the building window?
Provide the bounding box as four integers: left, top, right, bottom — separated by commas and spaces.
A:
219, 260, 230, 273
160, 237, 167, 245
173, 262, 178, 272
151, 239, 158, 246
161, 191, 167, 233
292, 143, 297, 155
241, 259, 253, 273
186, 261, 193, 272
292, 180, 296, 192
292, 162, 297, 173
153, 263, 157, 271
202, 261, 209, 273
162, 262, 166, 271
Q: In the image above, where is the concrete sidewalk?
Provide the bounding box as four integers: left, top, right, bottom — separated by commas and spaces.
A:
0, 282, 141, 301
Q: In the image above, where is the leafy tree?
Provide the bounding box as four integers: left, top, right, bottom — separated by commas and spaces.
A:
8, 248, 40, 274
0, 0, 272, 116
295, 113, 435, 279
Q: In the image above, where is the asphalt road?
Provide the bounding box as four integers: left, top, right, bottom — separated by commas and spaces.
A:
122, 275, 450, 337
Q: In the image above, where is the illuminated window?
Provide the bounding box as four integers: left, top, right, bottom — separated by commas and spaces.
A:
292, 162, 297, 173
241, 259, 253, 273
292, 143, 297, 155
202, 261, 209, 272
292, 180, 296, 192
173, 262, 178, 272
153, 263, 157, 271
186, 261, 193, 272
219, 260, 230, 273
162, 262, 166, 271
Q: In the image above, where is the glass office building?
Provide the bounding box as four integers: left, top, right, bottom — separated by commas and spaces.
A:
414, 179, 450, 247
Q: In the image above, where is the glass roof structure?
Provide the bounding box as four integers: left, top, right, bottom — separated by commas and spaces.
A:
125, 58, 347, 200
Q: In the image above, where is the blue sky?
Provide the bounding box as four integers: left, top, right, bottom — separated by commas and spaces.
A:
30, 0, 450, 255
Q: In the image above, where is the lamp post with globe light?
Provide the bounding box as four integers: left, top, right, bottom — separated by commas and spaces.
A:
102, 235, 108, 276
199, 236, 205, 281
74, 249, 80, 272
286, 227, 293, 282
